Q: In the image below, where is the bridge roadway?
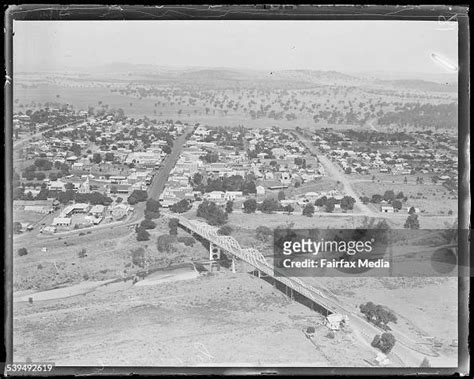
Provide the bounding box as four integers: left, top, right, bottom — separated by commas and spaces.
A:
176, 216, 438, 365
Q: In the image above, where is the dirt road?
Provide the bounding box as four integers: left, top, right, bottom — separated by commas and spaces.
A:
294, 133, 376, 217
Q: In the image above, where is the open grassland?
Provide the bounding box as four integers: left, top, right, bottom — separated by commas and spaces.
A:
12, 217, 207, 292
14, 271, 378, 366
353, 181, 457, 216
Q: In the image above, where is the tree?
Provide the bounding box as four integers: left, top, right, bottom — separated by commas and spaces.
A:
136, 227, 150, 241
92, 153, 102, 164
13, 222, 22, 234
35, 172, 46, 181
315, 196, 327, 207
140, 219, 156, 229
404, 214, 420, 229
259, 198, 279, 214
157, 234, 175, 253
396, 191, 405, 199
131, 247, 146, 267
105, 152, 114, 162
325, 199, 336, 213
177, 236, 195, 247
256, 225, 273, 242
78, 248, 87, 258
392, 199, 402, 211
192, 172, 203, 186
383, 190, 395, 202
371, 194, 383, 204
361, 302, 397, 329
243, 198, 257, 214
24, 171, 35, 181
196, 200, 228, 226
169, 199, 191, 214
128, 190, 148, 205
218, 225, 233, 235
340, 196, 356, 211
284, 204, 294, 214
241, 180, 257, 195
225, 200, 233, 214
277, 190, 286, 201
371, 333, 396, 354
18, 247, 28, 256
168, 218, 179, 235
302, 203, 315, 217
144, 198, 161, 219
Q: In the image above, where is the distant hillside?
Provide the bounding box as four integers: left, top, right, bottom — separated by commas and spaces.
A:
269, 69, 363, 85
180, 69, 249, 81
378, 79, 458, 93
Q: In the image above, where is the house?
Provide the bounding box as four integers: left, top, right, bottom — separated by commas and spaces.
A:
224, 191, 243, 201
325, 313, 349, 331
280, 172, 291, 184
256, 185, 265, 196
304, 192, 319, 202
111, 204, 131, 220
24, 205, 54, 214
15, 200, 55, 213
89, 204, 105, 217
381, 206, 394, 213
20, 222, 33, 232
77, 178, 91, 194
49, 180, 66, 192
85, 215, 103, 225
113, 184, 131, 194
42, 226, 57, 234
61, 203, 90, 217
52, 217, 72, 226
206, 191, 225, 201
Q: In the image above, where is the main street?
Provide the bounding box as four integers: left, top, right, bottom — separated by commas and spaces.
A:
148, 125, 194, 200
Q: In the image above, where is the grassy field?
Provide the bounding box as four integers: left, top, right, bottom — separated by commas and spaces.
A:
12, 217, 208, 291
352, 181, 457, 216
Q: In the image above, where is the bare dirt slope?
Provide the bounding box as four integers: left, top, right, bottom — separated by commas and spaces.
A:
14, 272, 380, 367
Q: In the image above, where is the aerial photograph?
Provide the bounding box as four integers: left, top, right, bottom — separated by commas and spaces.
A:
10, 18, 462, 370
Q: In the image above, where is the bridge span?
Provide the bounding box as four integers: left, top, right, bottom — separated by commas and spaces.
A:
175, 216, 438, 362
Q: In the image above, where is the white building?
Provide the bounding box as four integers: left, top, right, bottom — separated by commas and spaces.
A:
52, 217, 72, 226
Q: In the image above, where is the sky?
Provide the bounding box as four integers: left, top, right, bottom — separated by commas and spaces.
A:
13, 20, 458, 75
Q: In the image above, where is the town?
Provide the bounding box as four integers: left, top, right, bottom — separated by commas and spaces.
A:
10, 16, 462, 370
13, 103, 457, 237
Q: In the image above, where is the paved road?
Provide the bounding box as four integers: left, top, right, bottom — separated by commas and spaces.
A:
148, 126, 194, 200
13, 120, 87, 150
295, 132, 376, 217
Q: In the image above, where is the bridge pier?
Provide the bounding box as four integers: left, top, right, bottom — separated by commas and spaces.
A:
231, 257, 236, 273
209, 243, 221, 272
284, 285, 294, 300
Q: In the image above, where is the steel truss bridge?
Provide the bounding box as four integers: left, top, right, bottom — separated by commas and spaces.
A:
176, 216, 438, 359
179, 217, 360, 315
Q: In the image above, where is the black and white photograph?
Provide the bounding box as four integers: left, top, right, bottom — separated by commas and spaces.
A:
4, 5, 469, 375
